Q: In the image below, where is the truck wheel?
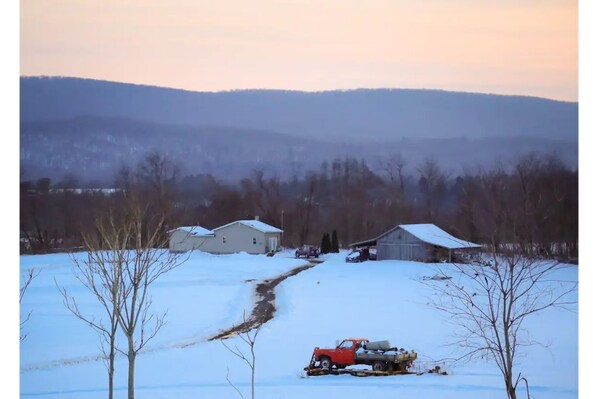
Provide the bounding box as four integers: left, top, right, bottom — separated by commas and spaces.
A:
372, 361, 387, 372
393, 363, 406, 372
319, 356, 332, 370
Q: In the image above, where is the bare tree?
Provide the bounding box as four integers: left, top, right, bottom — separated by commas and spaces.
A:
424, 247, 577, 399
20, 268, 40, 341
297, 174, 317, 245
57, 214, 127, 399
115, 198, 186, 399
137, 151, 181, 198
379, 152, 407, 193
58, 193, 185, 399
221, 313, 262, 399
417, 159, 450, 220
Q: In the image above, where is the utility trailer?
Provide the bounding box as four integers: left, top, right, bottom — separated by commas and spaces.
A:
305, 338, 417, 376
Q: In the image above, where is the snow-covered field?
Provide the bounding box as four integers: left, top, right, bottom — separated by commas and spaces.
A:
20, 251, 578, 398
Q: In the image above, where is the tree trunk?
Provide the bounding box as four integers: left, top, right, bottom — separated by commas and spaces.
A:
251, 360, 255, 399
108, 344, 114, 399
128, 338, 136, 399
506, 382, 517, 399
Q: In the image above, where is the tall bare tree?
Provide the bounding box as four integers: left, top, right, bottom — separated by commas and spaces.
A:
114, 197, 186, 399
417, 159, 450, 220
57, 213, 128, 399
58, 191, 185, 399
424, 247, 577, 399
379, 152, 407, 193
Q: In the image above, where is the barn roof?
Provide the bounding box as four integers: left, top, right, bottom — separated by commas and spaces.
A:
168, 226, 215, 237
214, 220, 283, 234
350, 223, 480, 249
399, 224, 480, 249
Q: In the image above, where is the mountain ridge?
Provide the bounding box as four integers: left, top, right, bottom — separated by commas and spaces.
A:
21, 76, 578, 143
20, 75, 578, 103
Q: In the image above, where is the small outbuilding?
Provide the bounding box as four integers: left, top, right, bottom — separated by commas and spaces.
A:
168, 219, 283, 255
168, 226, 215, 253
349, 223, 480, 262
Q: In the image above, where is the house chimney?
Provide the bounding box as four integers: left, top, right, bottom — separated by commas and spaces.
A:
255, 215, 260, 221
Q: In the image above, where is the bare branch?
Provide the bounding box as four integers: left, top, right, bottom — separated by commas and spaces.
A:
422, 250, 577, 399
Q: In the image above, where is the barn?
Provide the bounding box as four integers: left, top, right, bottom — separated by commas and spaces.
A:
349, 223, 480, 262
168, 219, 283, 255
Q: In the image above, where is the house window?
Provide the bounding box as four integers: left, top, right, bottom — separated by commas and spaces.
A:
222, 236, 227, 244
253, 237, 257, 245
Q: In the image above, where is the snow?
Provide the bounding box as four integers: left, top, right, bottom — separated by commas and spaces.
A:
399, 224, 481, 249
20, 251, 577, 399
168, 226, 215, 236
215, 220, 284, 233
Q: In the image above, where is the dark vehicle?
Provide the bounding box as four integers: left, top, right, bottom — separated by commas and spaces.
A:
345, 247, 371, 263
295, 245, 320, 258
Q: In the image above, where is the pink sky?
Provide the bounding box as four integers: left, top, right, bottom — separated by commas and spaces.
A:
20, 0, 578, 101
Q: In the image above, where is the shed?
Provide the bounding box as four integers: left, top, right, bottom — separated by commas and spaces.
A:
168, 219, 283, 255
349, 223, 480, 262
168, 226, 215, 253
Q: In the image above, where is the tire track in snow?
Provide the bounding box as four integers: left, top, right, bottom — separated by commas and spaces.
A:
21, 260, 320, 372
208, 259, 321, 341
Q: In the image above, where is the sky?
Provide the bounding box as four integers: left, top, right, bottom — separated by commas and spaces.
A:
21, 0, 578, 101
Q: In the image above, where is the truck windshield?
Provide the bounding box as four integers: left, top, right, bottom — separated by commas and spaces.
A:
338, 341, 353, 349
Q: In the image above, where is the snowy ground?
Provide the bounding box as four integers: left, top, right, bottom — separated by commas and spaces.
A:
20, 251, 578, 398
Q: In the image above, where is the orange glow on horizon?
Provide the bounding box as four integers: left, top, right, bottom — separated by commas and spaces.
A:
20, 0, 578, 101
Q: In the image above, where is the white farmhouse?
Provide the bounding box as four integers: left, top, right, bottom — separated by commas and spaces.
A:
169, 219, 283, 255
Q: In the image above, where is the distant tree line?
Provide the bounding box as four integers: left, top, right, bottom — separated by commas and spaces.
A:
20, 151, 578, 260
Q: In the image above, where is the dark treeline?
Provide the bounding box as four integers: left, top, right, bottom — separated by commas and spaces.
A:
20, 151, 578, 260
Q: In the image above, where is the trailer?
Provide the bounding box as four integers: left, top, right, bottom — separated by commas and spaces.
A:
305, 338, 417, 376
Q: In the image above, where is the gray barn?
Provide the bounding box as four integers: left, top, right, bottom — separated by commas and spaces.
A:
349, 223, 480, 262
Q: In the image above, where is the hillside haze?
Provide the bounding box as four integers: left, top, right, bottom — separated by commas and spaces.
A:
20, 77, 578, 182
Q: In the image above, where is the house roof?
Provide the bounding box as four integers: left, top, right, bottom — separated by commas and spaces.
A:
214, 220, 284, 234
168, 226, 215, 237
349, 223, 480, 250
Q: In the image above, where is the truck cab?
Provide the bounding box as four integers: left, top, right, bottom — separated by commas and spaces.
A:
313, 338, 369, 369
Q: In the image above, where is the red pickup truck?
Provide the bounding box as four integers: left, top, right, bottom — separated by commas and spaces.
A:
310, 338, 417, 372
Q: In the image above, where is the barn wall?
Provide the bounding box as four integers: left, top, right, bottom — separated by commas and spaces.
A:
377, 227, 431, 261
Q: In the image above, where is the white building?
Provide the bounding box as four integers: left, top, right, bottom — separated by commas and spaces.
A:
168, 226, 215, 253
169, 219, 283, 254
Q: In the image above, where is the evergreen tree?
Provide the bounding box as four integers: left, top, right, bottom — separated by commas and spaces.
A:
321, 233, 331, 254
331, 230, 340, 253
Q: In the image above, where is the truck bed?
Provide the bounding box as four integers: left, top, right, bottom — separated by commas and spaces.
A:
355, 351, 417, 363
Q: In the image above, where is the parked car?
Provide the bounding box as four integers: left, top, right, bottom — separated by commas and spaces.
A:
295, 245, 320, 258
345, 247, 371, 263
